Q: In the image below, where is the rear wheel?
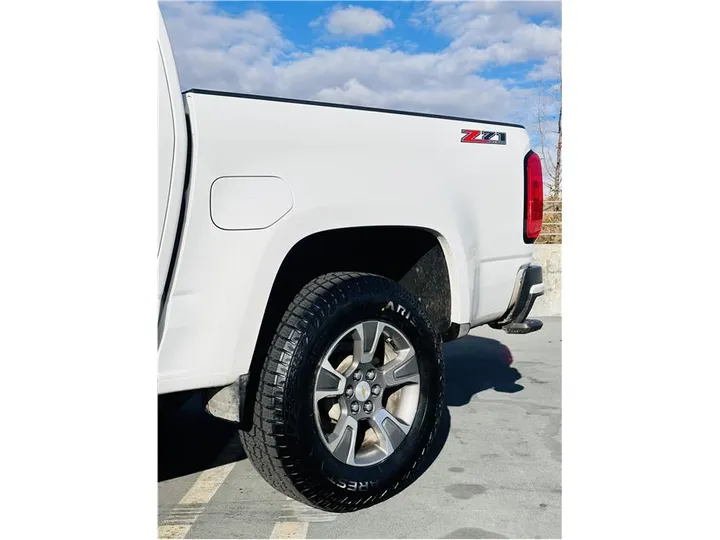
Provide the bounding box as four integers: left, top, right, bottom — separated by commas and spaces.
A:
239, 272, 444, 512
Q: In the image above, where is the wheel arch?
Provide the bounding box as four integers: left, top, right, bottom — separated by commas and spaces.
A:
238, 225, 460, 430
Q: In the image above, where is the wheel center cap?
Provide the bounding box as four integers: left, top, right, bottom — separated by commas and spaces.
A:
355, 381, 371, 401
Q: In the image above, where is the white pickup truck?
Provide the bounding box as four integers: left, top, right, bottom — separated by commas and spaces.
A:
158, 15, 544, 512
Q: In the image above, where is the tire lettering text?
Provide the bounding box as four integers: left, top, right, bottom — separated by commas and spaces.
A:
384, 301, 411, 319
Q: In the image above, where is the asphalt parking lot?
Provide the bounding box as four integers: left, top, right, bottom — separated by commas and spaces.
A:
158, 317, 561, 539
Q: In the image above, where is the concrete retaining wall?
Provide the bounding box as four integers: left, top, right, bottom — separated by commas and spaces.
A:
531, 244, 561, 316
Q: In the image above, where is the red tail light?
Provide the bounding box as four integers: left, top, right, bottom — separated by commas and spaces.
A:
524, 151, 544, 243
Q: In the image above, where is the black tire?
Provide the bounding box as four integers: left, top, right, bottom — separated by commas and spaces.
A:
239, 272, 445, 512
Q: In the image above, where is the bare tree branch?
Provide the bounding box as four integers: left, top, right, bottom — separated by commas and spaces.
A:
533, 63, 562, 243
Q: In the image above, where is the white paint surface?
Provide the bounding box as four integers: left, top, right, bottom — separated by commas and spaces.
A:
157, 14, 187, 314
157, 13, 540, 394
210, 176, 294, 230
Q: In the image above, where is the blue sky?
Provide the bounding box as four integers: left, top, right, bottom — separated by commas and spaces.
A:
160, 1, 561, 137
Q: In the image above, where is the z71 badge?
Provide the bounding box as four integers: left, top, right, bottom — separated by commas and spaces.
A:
460, 129, 507, 145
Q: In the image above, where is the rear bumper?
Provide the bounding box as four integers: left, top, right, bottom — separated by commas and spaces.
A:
490, 263, 544, 334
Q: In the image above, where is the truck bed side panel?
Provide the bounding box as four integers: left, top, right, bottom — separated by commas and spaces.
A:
158, 92, 532, 393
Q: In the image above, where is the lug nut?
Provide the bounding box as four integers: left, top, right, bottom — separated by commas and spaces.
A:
350, 401, 360, 414
371, 384, 382, 396
345, 386, 354, 398
366, 369, 376, 381
363, 401, 373, 413
353, 371, 363, 381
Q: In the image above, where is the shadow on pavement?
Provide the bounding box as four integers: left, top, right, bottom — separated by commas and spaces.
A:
444, 335, 524, 406
415, 334, 524, 476
158, 335, 523, 482
158, 393, 246, 482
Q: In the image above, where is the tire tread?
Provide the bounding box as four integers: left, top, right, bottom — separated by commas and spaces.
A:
239, 272, 444, 512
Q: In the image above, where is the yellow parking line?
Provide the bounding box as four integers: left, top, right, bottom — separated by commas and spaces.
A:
269, 521, 309, 539
158, 462, 236, 539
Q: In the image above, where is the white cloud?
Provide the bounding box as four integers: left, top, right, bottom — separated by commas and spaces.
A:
527, 55, 562, 82
280, 47, 526, 120
159, 2, 560, 128
161, 2, 287, 52
418, 0, 561, 63
323, 6, 394, 37
161, 2, 291, 92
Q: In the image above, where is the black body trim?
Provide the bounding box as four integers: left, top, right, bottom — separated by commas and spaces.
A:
184, 88, 525, 129
489, 263, 544, 335
158, 113, 193, 344
441, 323, 465, 343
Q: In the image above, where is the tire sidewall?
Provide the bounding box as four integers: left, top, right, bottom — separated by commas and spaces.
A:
281, 277, 443, 502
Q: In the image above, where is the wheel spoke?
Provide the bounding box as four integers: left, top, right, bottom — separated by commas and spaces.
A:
369, 408, 410, 455
315, 358, 346, 402
313, 320, 421, 468
380, 348, 420, 387
353, 321, 385, 364
327, 415, 359, 465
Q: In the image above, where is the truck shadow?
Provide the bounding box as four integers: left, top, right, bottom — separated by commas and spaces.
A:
415, 335, 524, 476
444, 335, 524, 406
158, 335, 523, 482
158, 393, 246, 482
